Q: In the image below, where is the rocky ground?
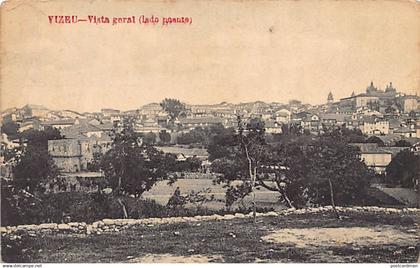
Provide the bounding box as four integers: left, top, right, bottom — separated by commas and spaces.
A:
2, 208, 419, 263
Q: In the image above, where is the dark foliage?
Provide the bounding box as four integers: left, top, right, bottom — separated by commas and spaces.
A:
1, 233, 35, 263
386, 150, 420, 188
175, 156, 202, 172
101, 123, 177, 197
1, 121, 19, 138
159, 130, 171, 144
365, 136, 385, 147
394, 140, 412, 147
160, 98, 187, 122
177, 124, 233, 147
141, 132, 157, 145
210, 121, 374, 210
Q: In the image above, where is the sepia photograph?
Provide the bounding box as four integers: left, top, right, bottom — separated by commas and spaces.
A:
0, 0, 419, 265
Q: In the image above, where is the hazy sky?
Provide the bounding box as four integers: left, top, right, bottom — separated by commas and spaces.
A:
1, 0, 419, 112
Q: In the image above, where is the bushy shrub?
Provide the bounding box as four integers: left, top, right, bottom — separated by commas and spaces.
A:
1, 179, 44, 226
2, 189, 277, 227
1, 232, 35, 263
1, 191, 170, 225
124, 197, 168, 218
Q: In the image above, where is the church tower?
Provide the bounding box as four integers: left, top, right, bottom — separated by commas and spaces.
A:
327, 91, 334, 104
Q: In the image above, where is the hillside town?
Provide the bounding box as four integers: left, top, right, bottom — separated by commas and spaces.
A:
0, 82, 418, 225
1, 81, 419, 181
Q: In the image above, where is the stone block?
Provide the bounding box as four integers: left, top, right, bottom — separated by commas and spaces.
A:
57, 224, 71, 231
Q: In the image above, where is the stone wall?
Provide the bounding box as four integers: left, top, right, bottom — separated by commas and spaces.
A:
1, 206, 418, 236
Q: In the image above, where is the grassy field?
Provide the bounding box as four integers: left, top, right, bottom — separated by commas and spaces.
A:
143, 179, 283, 210
11, 210, 419, 263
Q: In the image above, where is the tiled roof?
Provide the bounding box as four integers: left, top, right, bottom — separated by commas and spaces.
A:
41, 119, 76, 125
388, 118, 402, 128
382, 147, 410, 157
393, 127, 415, 133
179, 117, 224, 124
156, 146, 208, 158
319, 113, 349, 122
60, 121, 111, 140
350, 143, 391, 154
96, 122, 114, 130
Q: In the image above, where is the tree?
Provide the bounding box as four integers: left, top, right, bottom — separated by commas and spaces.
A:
159, 130, 171, 144
1, 177, 43, 226
11, 128, 62, 194
207, 127, 236, 161
142, 132, 157, 145
177, 127, 207, 145
87, 151, 103, 172
321, 126, 366, 144
2, 128, 62, 227
386, 150, 420, 188
178, 124, 233, 148
304, 137, 373, 218
185, 188, 215, 212
394, 140, 411, 147
210, 123, 374, 219
166, 187, 187, 215
211, 116, 269, 222
176, 156, 202, 172
1, 121, 19, 138
385, 106, 396, 114
100, 123, 177, 217
13, 146, 60, 193
160, 98, 186, 123
267, 142, 313, 209
365, 136, 385, 147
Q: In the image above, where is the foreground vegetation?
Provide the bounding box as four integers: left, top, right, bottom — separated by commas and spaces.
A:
3, 211, 418, 263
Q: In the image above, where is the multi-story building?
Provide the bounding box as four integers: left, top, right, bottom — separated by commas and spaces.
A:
41, 118, 76, 130
101, 108, 120, 117
274, 109, 291, 123
359, 117, 389, 135
265, 120, 283, 134
134, 118, 167, 133
48, 135, 112, 173
18, 118, 42, 132
178, 117, 227, 130
393, 126, 417, 138
319, 113, 350, 128
341, 94, 379, 109
294, 113, 320, 133
139, 103, 163, 117
339, 82, 399, 110
350, 143, 392, 174
401, 95, 418, 113
48, 120, 114, 173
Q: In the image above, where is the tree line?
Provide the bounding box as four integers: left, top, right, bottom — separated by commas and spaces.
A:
1, 111, 419, 224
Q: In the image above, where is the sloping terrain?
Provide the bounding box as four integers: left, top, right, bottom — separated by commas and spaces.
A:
5, 210, 418, 263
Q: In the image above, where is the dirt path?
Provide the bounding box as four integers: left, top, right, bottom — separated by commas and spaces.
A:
127, 254, 224, 263
125, 226, 418, 263
261, 226, 418, 248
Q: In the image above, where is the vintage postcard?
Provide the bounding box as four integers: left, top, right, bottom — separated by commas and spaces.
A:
0, 0, 419, 265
